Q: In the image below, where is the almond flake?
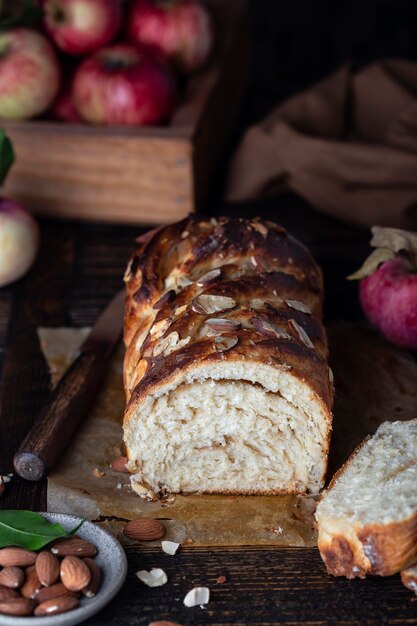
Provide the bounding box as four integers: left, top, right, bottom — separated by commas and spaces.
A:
136, 568, 167, 587
183, 587, 210, 608
214, 336, 238, 352
123, 257, 134, 282
328, 367, 334, 383
205, 318, 241, 334
251, 222, 268, 237
174, 305, 187, 316
161, 541, 180, 555
289, 319, 314, 349
181, 230, 189, 239
249, 299, 264, 310
285, 299, 312, 315
195, 269, 221, 286
93, 468, 105, 478
153, 332, 191, 357
192, 294, 236, 315
150, 319, 171, 339
1, 476, 11, 484
251, 316, 291, 340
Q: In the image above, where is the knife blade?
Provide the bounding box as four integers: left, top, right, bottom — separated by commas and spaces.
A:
13, 289, 125, 482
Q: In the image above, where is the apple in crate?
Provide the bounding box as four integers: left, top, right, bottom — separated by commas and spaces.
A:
44, 0, 123, 55
349, 226, 417, 350
72, 44, 177, 125
128, 0, 214, 74
0, 29, 60, 120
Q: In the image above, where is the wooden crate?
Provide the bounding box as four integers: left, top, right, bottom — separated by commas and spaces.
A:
2, 0, 250, 225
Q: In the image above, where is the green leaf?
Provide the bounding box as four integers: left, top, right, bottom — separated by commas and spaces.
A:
0, 129, 14, 186
0, 511, 84, 550
347, 247, 395, 280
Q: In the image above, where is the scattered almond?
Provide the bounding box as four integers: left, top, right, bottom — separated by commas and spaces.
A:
111, 456, 129, 473
195, 268, 221, 286
136, 568, 167, 587
0, 567, 25, 589
251, 315, 291, 340
51, 537, 97, 558
93, 468, 105, 478
0, 547, 36, 568
183, 586, 210, 607
0, 598, 34, 616
0, 585, 19, 601
20, 566, 42, 599
123, 518, 165, 541
161, 541, 180, 555
36, 550, 60, 587
216, 575, 227, 584
34, 595, 80, 616
205, 318, 241, 334
82, 557, 102, 598
36, 582, 79, 605
60, 556, 91, 592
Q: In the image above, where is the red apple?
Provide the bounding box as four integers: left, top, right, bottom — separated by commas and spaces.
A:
360, 258, 417, 350
0, 29, 60, 120
44, 0, 122, 55
0, 199, 39, 288
72, 44, 177, 125
128, 0, 214, 74
50, 88, 82, 122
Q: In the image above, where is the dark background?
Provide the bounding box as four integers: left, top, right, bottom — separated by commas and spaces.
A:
245, 0, 417, 123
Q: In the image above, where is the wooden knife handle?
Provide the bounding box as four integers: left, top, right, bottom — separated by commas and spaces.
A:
13, 350, 107, 481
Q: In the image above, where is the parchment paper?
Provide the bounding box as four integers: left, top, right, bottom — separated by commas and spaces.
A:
40, 322, 417, 547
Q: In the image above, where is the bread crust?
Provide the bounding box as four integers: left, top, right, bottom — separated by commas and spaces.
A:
401, 564, 417, 594
123, 215, 333, 495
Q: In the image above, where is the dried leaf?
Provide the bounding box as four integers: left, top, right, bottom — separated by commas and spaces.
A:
347, 248, 395, 280
371, 226, 417, 254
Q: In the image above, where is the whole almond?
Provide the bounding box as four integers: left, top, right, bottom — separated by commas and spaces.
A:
0, 585, 20, 601
82, 557, 102, 597
21, 565, 42, 599
123, 518, 165, 541
51, 537, 97, 558
36, 582, 79, 604
34, 595, 79, 616
110, 456, 129, 473
36, 550, 60, 586
0, 598, 34, 616
60, 556, 91, 592
0, 547, 36, 568
0, 566, 25, 588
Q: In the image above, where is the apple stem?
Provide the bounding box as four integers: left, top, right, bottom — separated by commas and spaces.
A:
0, 130, 15, 187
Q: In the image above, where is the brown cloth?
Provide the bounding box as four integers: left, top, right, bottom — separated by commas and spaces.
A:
226, 61, 417, 228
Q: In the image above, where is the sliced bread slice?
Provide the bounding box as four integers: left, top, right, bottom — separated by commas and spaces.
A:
315, 419, 417, 578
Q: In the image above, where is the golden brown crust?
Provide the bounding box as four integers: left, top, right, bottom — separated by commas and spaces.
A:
318, 512, 417, 578
123, 215, 333, 494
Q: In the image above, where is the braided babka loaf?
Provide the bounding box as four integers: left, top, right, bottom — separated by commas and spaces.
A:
123, 215, 333, 496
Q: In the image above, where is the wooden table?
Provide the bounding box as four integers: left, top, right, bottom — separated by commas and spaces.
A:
0, 196, 416, 625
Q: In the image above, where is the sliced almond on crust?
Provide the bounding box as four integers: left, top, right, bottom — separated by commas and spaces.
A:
251, 316, 291, 340
150, 319, 171, 339
285, 299, 312, 314
205, 318, 241, 334
192, 294, 236, 315
195, 269, 221, 286
153, 332, 191, 357
251, 221, 268, 237
289, 319, 314, 349
214, 336, 238, 351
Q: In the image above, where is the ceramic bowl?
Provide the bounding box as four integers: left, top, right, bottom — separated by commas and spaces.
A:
0, 513, 127, 626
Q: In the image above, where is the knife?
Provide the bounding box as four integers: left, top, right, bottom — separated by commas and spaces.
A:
13, 289, 125, 482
